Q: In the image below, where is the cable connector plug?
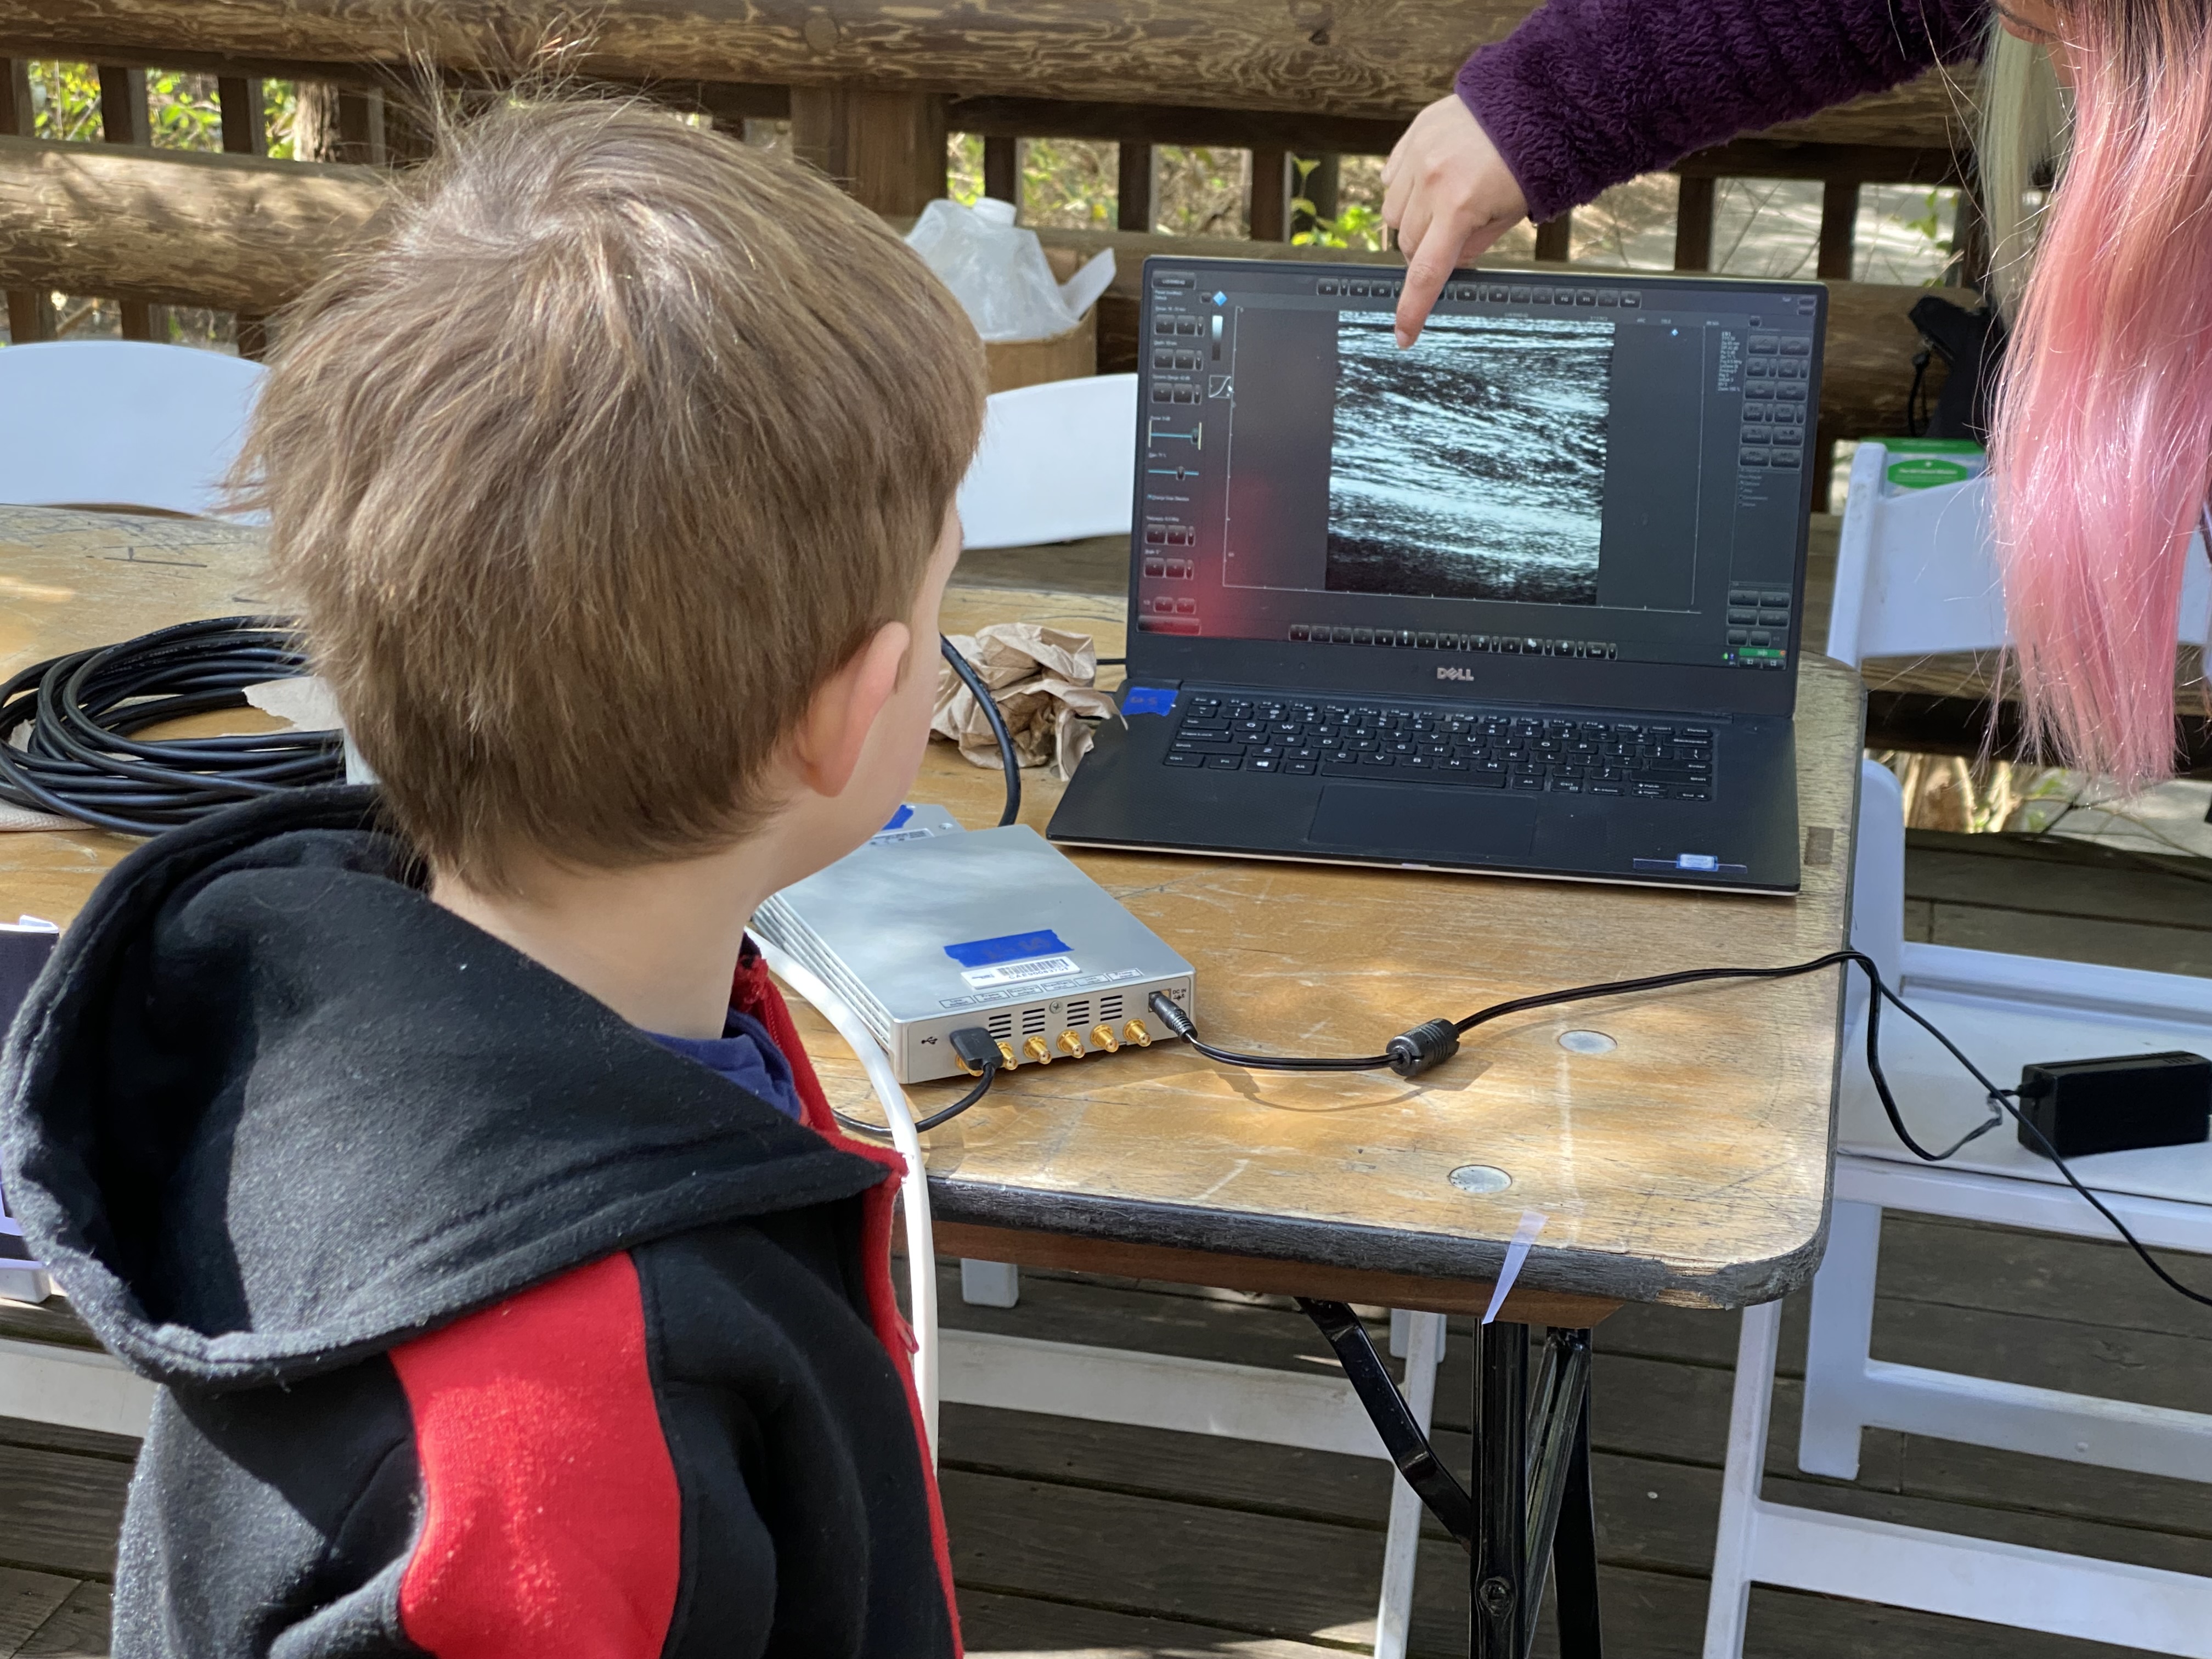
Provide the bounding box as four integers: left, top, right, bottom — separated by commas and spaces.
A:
1386, 1019, 1460, 1077
949, 1025, 1001, 1078
1147, 991, 1197, 1040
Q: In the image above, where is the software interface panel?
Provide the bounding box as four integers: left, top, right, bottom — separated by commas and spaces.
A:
1136, 263, 1821, 675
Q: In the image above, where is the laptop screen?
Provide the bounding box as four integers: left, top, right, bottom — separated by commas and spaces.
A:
1132, 258, 1825, 684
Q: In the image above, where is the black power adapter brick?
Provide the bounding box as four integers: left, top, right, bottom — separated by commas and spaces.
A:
2015, 1052, 2212, 1160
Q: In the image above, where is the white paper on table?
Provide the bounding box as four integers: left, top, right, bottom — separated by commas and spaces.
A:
244, 675, 344, 731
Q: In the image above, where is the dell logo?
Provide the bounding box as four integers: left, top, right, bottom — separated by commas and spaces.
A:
1436, 665, 1475, 682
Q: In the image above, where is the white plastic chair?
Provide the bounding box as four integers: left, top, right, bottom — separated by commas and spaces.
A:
1825, 440, 2212, 665
1705, 446, 2212, 1658
0, 341, 266, 517
956, 373, 1137, 550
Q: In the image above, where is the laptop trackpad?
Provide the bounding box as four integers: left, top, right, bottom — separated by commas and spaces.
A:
1306, 784, 1539, 862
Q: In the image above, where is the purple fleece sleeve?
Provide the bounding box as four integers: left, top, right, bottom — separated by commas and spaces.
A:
1459, 0, 1991, 222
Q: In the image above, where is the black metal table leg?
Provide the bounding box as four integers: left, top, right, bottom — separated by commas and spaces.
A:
1474, 1321, 1529, 1658
1289, 1305, 1600, 1659
1550, 1355, 1604, 1658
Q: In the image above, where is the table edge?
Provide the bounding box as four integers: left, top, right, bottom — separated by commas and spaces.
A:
931, 1177, 1830, 1311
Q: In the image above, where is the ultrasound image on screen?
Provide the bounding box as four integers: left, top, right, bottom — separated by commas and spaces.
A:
1325, 314, 1615, 605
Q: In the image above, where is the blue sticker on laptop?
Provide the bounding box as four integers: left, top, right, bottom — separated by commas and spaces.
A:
1123, 686, 1177, 716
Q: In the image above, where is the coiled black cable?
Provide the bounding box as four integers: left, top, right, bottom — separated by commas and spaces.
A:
0, 616, 342, 836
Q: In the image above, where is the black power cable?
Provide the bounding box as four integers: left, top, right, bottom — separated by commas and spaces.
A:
828, 1025, 1005, 1139
0, 616, 343, 836
939, 635, 1020, 828
830, 1060, 1002, 1139
1148, 952, 2212, 1311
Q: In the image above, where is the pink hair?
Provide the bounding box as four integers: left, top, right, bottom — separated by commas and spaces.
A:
1991, 0, 2212, 788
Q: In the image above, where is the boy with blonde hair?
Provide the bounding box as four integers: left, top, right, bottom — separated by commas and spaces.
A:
1, 99, 984, 1657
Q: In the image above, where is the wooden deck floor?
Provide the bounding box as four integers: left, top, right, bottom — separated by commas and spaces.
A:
1, 834, 2207, 1658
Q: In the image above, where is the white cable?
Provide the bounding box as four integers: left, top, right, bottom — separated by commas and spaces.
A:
752, 939, 940, 1458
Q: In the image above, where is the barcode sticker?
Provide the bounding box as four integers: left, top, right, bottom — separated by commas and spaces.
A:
959, 955, 1080, 989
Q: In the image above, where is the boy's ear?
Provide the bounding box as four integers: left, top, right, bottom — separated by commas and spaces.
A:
786, 620, 914, 799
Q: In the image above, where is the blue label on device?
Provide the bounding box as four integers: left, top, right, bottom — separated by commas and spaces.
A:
880, 804, 914, 831
944, 929, 1073, 968
1123, 686, 1177, 716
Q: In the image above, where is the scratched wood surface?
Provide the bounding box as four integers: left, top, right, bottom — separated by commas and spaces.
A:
832, 585, 1866, 1311
0, 510, 1860, 1310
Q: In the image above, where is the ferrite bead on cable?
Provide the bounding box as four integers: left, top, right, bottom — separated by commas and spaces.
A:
1386, 1019, 1459, 1077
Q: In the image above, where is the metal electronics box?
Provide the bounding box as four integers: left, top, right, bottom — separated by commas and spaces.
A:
752, 816, 1194, 1084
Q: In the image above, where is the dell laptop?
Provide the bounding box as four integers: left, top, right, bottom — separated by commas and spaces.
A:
1047, 256, 1827, 893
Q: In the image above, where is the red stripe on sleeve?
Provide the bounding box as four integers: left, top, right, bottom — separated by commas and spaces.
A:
391, 1254, 681, 1659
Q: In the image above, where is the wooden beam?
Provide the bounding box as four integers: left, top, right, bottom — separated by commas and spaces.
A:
217, 75, 266, 157
0, 135, 386, 315
662, 82, 791, 125
97, 66, 149, 149
0, 5, 1968, 145
982, 134, 1018, 205
0, 137, 1952, 442
1817, 178, 1860, 281
97, 65, 157, 340
791, 87, 945, 216
1951, 184, 1990, 292
950, 104, 1974, 188
1674, 175, 1716, 273
335, 88, 386, 166
1248, 145, 1288, 242
1533, 211, 1571, 262
0, 55, 49, 343
1115, 140, 1154, 233
1674, 138, 1964, 186
219, 76, 269, 356
1, 54, 31, 136
950, 96, 1405, 156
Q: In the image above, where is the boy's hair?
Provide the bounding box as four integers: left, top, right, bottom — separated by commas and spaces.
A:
239, 99, 987, 888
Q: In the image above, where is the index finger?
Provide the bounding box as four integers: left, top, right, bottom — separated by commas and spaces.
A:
1394, 199, 1482, 347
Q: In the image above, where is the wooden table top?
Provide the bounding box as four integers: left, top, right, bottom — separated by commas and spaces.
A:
884, 585, 1867, 1317
0, 509, 1865, 1319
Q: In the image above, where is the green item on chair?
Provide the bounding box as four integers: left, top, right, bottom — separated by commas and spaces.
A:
1879, 437, 1987, 494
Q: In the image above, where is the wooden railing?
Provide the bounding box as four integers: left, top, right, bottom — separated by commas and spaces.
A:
1, 2, 1979, 505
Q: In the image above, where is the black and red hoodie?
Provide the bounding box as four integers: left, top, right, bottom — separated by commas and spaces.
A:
0, 787, 960, 1659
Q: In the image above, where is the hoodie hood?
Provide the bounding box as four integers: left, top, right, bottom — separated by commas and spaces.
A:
0, 786, 888, 1390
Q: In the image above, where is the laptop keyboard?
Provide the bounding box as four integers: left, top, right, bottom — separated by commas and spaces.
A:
1164, 695, 1714, 799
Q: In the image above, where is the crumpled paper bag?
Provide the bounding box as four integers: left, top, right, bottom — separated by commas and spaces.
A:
934, 624, 1120, 780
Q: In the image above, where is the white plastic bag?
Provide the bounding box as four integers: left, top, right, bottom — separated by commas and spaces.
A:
905, 198, 1115, 344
